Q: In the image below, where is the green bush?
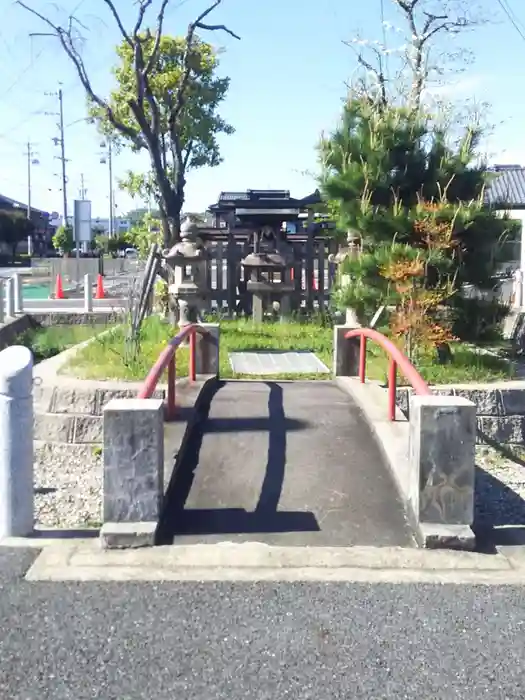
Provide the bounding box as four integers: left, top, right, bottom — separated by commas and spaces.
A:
451, 297, 509, 343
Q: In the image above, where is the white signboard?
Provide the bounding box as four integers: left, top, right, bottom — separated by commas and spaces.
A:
74, 199, 92, 243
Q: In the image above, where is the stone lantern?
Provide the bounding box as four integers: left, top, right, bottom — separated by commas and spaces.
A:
329, 228, 362, 327
162, 217, 208, 330
241, 225, 294, 322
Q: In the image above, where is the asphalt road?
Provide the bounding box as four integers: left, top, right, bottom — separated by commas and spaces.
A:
163, 381, 414, 547
1, 547, 524, 699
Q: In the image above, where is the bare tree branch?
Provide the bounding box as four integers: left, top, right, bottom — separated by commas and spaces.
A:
134, 0, 154, 37
17, 0, 240, 243
169, 0, 240, 156
18, 0, 144, 146
344, 39, 388, 107
346, 0, 485, 111
101, 0, 132, 46
144, 0, 171, 75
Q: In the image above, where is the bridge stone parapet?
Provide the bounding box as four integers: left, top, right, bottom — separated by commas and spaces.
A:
334, 324, 477, 550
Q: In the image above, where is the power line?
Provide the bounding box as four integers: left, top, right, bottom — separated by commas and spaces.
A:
496, 0, 525, 43
0, 50, 113, 141
0, 48, 46, 105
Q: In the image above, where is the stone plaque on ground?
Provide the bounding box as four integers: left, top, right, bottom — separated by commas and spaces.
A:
229, 351, 329, 375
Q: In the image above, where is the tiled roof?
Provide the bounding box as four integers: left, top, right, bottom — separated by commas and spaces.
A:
0, 192, 50, 217
485, 165, 525, 208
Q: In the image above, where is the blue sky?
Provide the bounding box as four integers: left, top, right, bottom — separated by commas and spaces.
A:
0, 0, 524, 220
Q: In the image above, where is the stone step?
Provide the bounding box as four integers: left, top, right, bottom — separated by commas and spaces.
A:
34, 385, 165, 416
34, 412, 102, 444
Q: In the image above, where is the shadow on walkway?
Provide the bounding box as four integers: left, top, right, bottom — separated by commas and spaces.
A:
157, 381, 319, 544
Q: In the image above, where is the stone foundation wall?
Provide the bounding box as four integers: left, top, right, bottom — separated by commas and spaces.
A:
396, 385, 525, 445
0, 315, 37, 351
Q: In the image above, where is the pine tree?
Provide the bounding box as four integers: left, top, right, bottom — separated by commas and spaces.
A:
320, 96, 515, 350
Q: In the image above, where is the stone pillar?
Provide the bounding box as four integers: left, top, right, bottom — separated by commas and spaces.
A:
252, 293, 264, 322
195, 323, 220, 375
84, 274, 93, 313
333, 324, 361, 377
101, 398, 164, 548
13, 274, 22, 314
513, 269, 524, 309
0, 345, 34, 538
4, 278, 14, 318
0, 279, 4, 325
409, 394, 477, 549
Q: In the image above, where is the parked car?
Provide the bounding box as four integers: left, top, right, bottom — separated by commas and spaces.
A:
121, 247, 138, 260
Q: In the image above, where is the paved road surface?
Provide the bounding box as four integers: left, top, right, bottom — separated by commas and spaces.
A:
160, 380, 414, 547
1, 547, 524, 699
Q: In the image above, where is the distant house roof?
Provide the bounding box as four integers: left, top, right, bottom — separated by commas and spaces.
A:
485, 165, 525, 208
0, 192, 50, 219
208, 189, 322, 213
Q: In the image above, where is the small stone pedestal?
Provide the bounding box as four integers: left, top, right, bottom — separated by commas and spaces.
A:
332, 323, 362, 377
101, 398, 164, 549
410, 395, 477, 549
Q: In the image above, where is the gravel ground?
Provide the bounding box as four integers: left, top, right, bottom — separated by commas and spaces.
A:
31, 440, 525, 534
475, 445, 525, 528
33, 443, 102, 528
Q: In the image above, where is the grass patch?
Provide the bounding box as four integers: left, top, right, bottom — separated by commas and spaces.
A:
17, 324, 103, 363
364, 342, 513, 385
64, 316, 333, 381
62, 314, 513, 385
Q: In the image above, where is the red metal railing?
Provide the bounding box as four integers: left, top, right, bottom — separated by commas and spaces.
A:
138, 323, 209, 420
344, 328, 431, 421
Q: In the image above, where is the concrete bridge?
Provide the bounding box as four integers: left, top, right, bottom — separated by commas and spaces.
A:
99, 323, 475, 551
0, 322, 476, 551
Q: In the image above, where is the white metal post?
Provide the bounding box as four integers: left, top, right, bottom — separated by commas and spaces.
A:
4, 278, 15, 318
0, 346, 34, 538
13, 274, 22, 314
84, 273, 93, 312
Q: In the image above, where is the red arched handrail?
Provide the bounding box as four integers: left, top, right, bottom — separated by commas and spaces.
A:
138, 323, 210, 420
344, 328, 431, 421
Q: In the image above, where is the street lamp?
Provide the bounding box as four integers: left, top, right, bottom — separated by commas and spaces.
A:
99, 139, 114, 238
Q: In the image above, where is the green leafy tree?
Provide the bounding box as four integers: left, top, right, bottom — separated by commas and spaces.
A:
52, 224, 74, 257
320, 97, 514, 345
0, 211, 34, 261
107, 30, 234, 243
127, 213, 163, 259
94, 233, 109, 254
108, 235, 130, 257
17, 1, 240, 247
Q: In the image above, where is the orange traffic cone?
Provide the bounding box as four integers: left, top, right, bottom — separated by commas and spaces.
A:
95, 274, 105, 299
55, 274, 65, 299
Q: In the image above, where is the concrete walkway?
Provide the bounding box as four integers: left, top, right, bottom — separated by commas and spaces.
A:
160, 380, 415, 547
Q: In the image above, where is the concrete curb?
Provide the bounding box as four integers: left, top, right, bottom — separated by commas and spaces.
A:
19, 540, 525, 584
335, 377, 424, 547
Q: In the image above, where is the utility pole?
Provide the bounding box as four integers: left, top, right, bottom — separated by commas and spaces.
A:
100, 139, 114, 238
108, 140, 114, 239
24, 141, 39, 256
58, 88, 68, 227
79, 173, 87, 200
47, 87, 69, 228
